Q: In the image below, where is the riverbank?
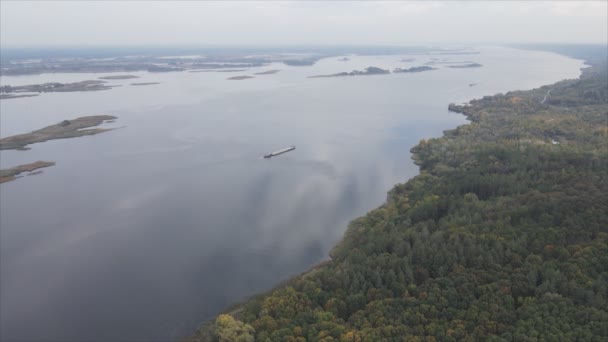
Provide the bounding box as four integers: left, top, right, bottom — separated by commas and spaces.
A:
0, 115, 117, 150
0, 81, 114, 99
0, 115, 118, 184
0, 161, 56, 183
190, 54, 607, 341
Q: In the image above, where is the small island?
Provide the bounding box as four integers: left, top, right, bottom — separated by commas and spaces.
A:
0, 81, 113, 99
0, 94, 40, 100
447, 63, 483, 68
337, 57, 350, 61
282, 59, 317, 66
393, 66, 437, 73
227, 76, 254, 80
0, 115, 117, 150
98, 75, 140, 80
0, 161, 55, 183
400, 58, 416, 62
254, 70, 281, 75
130, 82, 161, 86
217, 69, 248, 73
189, 69, 248, 73
309, 66, 390, 78
147, 65, 184, 72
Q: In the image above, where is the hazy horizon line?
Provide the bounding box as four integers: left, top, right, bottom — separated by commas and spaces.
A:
2, 42, 606, 49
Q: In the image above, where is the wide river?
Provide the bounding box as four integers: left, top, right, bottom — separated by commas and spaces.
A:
0, 47, 583, 341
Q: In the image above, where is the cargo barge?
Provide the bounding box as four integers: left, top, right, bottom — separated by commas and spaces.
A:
264, 146, 295, 159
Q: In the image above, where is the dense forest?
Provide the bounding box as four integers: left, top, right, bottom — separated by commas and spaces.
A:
190, 52, 608, 341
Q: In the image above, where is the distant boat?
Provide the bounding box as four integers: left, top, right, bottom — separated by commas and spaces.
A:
264, 146, 295, 159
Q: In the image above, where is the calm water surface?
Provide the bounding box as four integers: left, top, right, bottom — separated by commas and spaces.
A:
0, 47, 583, 341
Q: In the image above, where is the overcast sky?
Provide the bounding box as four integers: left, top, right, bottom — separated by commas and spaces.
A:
1, 1, 606, 47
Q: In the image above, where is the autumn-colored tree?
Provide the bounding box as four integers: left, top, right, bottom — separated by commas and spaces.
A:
214, 314, 255, 342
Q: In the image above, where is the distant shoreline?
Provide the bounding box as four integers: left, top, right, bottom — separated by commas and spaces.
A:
0, 161, 55, 183
0, 115, 119, 183
227, 75, 254, 80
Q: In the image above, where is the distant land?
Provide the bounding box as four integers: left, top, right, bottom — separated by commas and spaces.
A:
0, 80, 113, 99
0, 47, 483, 76
447, 63, 483, 68
130, 82, 160, 86
425, 60, 476, 65
0, 93, 39, 100
254, 70, 281, 75
282, 59, 318, 66
425, 51, 481, 55
1, 52, 296, 75
148, 65, 184, 72
216, 69, 248, 73
227, 75, 254, 80
309, 66, 390, 78
0, 115, 117, 150
98, 75, 140, 80
393, 66, 437, 73
0, 161, 55, 183
0, 115, 118, 184
189, 69, 247, 73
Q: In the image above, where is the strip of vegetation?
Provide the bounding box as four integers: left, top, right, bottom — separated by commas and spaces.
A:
98, 75, 140, 80
227, 76, 255, 80
130, 82, 161, 86
447, 63, 483, 68
0, 115, 117, 150
0, 161, 55, 183
254, 70, 281, 75
0, 94, 39, 100
0, 81, 113, 98
191, 60, 608, 341
393, 66, 437, 73
309, 66, 390, 78
283, 59, 318, 66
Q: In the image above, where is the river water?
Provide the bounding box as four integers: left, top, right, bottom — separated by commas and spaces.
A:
0, 47, 583, 341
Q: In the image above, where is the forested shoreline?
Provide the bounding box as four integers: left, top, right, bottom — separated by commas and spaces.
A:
190, 51, 607, 341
